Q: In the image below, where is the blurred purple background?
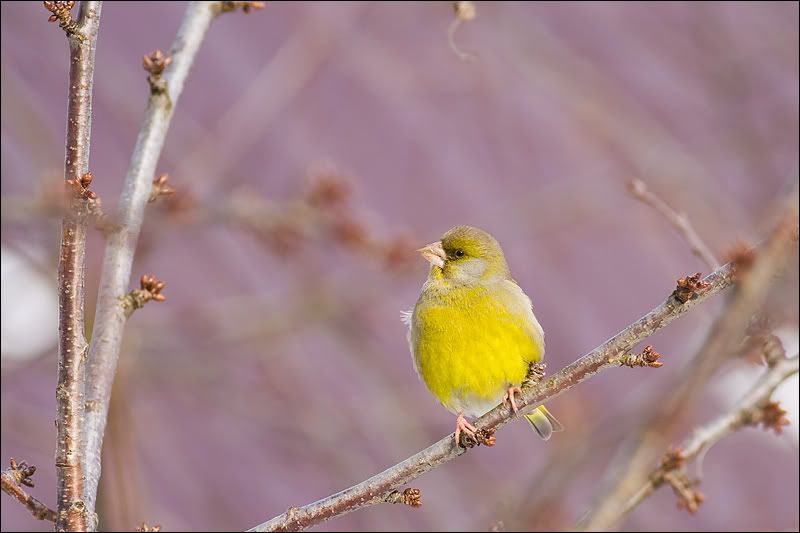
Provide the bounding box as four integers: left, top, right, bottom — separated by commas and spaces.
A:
2, 1, 798, 531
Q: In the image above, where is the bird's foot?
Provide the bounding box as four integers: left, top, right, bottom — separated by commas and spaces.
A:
454, 414, 477, 445
503, 386, 523, 413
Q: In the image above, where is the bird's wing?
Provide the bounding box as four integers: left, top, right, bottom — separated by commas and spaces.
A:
400, 309, 413, 327
502, 279, 545, 357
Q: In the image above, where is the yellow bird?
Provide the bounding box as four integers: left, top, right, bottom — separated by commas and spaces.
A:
405, 225, 562, 444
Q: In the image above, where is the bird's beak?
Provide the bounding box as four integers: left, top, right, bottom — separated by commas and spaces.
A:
416, 241, 446, 269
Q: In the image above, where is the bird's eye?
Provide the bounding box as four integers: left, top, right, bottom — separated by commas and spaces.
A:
454, 249, 465, 258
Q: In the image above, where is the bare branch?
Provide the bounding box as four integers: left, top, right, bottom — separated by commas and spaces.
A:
618, 354, 798, 519
629, 178, 720, 270
82, 0, 220, 520
1, 458, 58, 522
54, 1, 102, 530
447, 1, 477, 62
247, 262, 736, 532
578, 186, 799, 531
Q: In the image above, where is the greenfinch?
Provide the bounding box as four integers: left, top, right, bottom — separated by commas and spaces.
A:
405, 225, 562, 444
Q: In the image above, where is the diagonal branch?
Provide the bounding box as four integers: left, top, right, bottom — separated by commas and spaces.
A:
578, 186, 799, 531
1, 459, 58, 523
247, 262, 736, 532
618, 354, 798, 520
628, 178, 719, 270
1, 474, 58, 523
82, 1, 220, 521
54, 1, 102, 530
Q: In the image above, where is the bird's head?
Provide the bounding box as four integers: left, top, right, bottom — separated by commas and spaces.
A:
417, 225, 510, 284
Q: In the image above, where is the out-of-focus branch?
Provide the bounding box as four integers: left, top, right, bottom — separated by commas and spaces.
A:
82, 1, 220, 520
135, 522, 162, 532
217, 178, 416, 269
2, 168, 417, 272
1, 459, 58, 523
628, 178, 719, 270
447, 1, 477, 62
579, 186, 799, 531
0, 195, 51, 223
53, 1, 102, 530
619, 354, 798, 519
247, 263, 736, 532
1, 183, 109, 229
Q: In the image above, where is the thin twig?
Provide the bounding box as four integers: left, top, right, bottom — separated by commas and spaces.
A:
82, 1, 219, 520
578, 187, 799, 531
1, 459, 58, 522
619, 354, 798, 519
247, 262, 736, 532
447, 1, 477, 62
54, 1, 102, 530
629, 179, 720, 270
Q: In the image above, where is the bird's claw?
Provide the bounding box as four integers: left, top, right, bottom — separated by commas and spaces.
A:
503, 386, 523, 414
454, 414, 477, 446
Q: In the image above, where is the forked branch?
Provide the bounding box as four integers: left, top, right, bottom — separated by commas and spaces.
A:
82, 0, 221, 520
248, 263, 736, 531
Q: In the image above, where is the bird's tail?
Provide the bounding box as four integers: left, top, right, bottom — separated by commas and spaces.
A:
524, 406, 563, 440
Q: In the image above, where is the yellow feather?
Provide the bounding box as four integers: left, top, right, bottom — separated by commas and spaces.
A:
407, 226, 559, 440
411, 280, 542, 416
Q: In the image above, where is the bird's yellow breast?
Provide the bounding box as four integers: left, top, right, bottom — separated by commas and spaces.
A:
410, 280, 543, 417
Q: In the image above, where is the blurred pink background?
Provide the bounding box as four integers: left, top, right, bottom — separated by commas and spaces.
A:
2, 1, 798, 531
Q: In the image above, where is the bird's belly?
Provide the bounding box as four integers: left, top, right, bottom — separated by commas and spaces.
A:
412, 304, 535, 417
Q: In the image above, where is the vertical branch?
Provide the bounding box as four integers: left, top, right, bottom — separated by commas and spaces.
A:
82, 1, 219, 520
55, 1, 102, 531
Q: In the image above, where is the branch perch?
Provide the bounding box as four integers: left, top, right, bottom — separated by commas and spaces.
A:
578, 186, 798, 531
248, 262, 736, 532
82, 1, 220, 520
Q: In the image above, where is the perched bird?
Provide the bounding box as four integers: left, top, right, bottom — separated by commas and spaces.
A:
404, 225, 562, 444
